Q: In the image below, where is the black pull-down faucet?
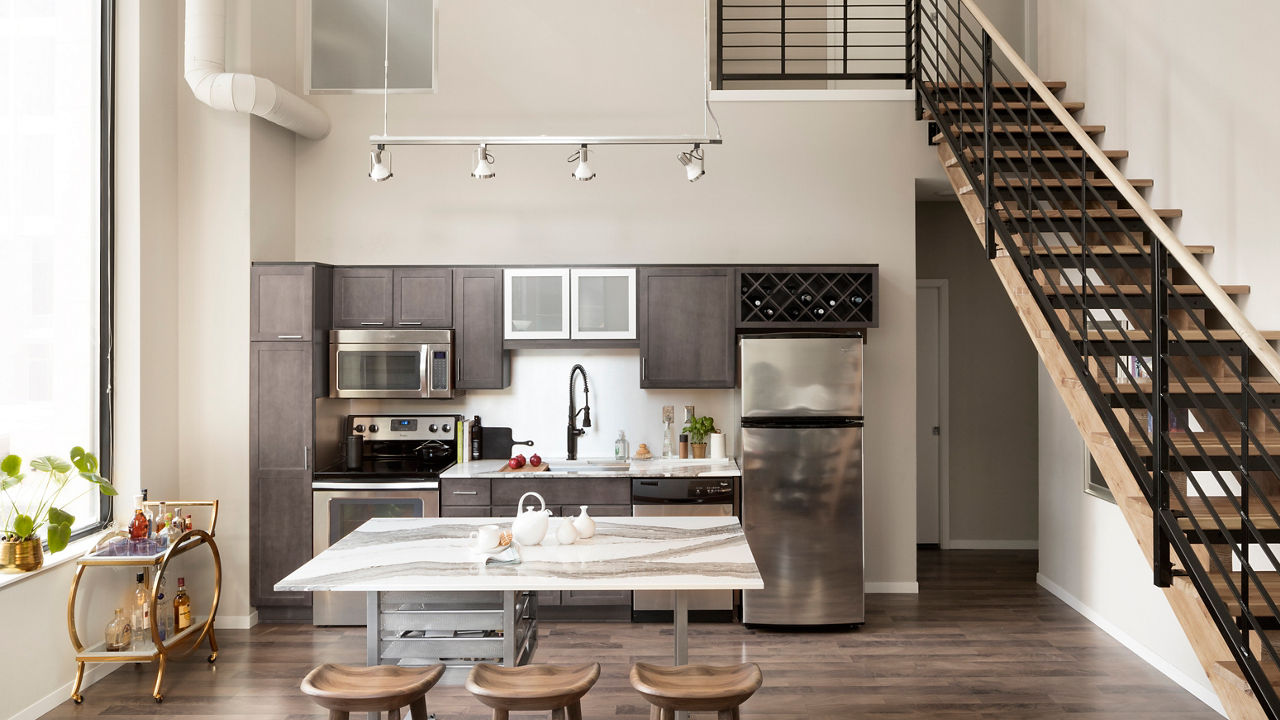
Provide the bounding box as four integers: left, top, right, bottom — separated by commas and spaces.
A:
567, 364, 591, 460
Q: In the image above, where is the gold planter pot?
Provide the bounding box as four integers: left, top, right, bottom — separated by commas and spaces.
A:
691, 443, 708, 459
1, 538, 44, 573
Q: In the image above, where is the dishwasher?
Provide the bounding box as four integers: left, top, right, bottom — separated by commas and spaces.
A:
631, 477, 736, 622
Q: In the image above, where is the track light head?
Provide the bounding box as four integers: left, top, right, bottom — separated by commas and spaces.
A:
569, 144, 596, 181
677, 144, 704, 182
369, 145, 393, 182
471, 144, 496, 180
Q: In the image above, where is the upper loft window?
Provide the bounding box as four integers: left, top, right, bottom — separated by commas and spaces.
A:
307, 0, 437, 94
716, 0, 913, 89
0, 0, 111, 537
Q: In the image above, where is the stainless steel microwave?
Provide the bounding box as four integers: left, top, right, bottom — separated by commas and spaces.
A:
329, 329, 455, 399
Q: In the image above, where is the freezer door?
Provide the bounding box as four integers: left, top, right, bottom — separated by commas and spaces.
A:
740, 336, 863, 417
741, 424, 863, 625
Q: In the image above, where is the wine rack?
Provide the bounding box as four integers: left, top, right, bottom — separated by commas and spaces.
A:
737, 267, 878, 328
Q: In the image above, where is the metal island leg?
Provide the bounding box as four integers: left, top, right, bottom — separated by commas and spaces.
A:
674, 590, 689, 720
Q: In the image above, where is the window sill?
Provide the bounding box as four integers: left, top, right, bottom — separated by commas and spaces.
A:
0, 532, 107, 591
710, 89, 916, 103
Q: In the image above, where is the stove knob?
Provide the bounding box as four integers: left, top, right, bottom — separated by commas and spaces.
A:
442, 423, 452, 434
429, 424, 439, 433
353, 424, 365, 433
369, 424, 379, 433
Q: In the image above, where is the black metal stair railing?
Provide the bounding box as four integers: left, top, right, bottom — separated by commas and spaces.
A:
913, 1, 1280, 715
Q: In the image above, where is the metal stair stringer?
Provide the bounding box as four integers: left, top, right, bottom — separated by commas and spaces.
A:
931, 139, 1267, 720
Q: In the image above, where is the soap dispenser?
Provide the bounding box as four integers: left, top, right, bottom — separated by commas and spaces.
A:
615, 431, 630, 461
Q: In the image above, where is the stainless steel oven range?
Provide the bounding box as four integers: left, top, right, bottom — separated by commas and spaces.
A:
311, 414, 456, 625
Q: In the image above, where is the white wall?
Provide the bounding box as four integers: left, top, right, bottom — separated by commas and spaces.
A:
1037, 365, 1222, 714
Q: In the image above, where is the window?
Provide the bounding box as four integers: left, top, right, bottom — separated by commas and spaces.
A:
0, 1, 112, 539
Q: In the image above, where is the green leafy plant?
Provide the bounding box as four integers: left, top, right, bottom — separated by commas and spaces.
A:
1, 447, 115, 553
682, 415, 718, 445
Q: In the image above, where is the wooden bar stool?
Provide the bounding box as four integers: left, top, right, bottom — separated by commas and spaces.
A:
629, 662, 763, 720
301, 663, 445, 720
465, 662, 600, 720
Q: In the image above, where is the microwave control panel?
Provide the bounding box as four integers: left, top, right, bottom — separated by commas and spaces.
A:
429, 351, 449, 391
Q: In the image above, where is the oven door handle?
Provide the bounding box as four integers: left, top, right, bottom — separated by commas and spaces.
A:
312, 481, 440, 491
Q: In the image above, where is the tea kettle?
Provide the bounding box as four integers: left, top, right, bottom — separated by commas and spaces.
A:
511, 491, 551, 546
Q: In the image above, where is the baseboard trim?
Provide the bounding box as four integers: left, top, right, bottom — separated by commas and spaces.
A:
1036, 573, 1226, 717
866, 581, 919, 594
11, 646, 119, 720
949, 539, 1039, 550
217, 611, 258, 629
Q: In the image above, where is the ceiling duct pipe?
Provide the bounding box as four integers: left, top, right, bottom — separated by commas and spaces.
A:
184, 0, 330, 140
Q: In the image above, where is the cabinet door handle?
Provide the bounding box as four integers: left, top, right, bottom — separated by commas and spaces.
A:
641, 356, 646, 379
452, 490, 478, 495
399, 321, 422, 326
360, 321, 385, 326
277, 335, 303, 340
303, 445, 309, 470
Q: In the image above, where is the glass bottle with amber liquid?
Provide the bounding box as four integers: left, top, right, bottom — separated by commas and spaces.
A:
174, 577, 192, 632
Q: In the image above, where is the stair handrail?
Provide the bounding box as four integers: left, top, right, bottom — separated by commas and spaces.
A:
954, 0, 1280, 385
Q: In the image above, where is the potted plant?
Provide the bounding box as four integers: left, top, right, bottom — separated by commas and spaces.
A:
682, 415, 718, 459
1, 446, 115, 573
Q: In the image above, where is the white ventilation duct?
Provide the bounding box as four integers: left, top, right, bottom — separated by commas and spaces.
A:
184, 0, 330, 140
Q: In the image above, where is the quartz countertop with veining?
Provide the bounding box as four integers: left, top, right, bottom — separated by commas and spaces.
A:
440, 457, 740, 479
274, 516, 762, 593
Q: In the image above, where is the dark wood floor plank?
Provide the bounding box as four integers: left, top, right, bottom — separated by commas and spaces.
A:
42, 550, 1220, 719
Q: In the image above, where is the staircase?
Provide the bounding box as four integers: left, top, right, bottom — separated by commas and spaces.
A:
915, 2, 1280, 719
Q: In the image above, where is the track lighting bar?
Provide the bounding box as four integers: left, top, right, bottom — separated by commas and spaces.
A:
369, 135, 723, 147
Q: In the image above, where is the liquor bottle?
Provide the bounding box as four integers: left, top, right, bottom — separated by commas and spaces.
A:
174, 578, 192, 632
155, 577, 169, 642
141, 489, 153, 538
470, 415, 483, 461
168, 516, 183, 546
129, 500, 149, 540
105, 608, 131, 652
155, 502, 166, 536
132, 572, 151, 648
185, 514, 193, 532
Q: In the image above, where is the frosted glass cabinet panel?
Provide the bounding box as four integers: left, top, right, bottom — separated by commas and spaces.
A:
571, 268, 636, 339
504, 269, 571, 339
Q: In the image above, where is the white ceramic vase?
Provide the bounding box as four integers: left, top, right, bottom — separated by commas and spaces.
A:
556, 518, 580, 545
572, 505, 596, 539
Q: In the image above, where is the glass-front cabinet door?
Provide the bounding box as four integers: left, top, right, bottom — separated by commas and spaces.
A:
571, 268, 636, 339
504, 268, 571, 339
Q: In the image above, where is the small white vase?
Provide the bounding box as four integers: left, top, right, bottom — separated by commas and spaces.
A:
572, 505, 596, 539
556, 518, 580, 545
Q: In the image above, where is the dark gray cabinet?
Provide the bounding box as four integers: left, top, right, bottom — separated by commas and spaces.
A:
249, 340, 325, 612
454, 268, 510, 389
638, 267, 735, 389
559, 504, 631, 606
250, 264, 331, 341
394, 268, 452, 327
333, 267, 394, 328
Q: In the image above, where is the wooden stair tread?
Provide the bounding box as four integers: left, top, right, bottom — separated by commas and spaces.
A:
1014, 241, 1213, 256
928, 100, 1085, 116
1068, 328, 1280, 342
1099, 377, 1280, 395
923, 80, 1067, 92
1043, 283, 1249, 296
990, 176, 1154, 189
1132, 432, 1280, 457
963, 147, 1129, 161
998, 206, 1183, 221
945, 123, 1105, 135
1211, 660, 1280, 699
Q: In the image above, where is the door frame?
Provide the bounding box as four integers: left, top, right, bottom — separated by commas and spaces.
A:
917, 279, 951, 548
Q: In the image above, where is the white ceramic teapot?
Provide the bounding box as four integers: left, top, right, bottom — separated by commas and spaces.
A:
511, 491, 551, 546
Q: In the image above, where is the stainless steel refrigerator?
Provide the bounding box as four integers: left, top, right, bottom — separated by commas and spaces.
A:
739, 334, 864, 626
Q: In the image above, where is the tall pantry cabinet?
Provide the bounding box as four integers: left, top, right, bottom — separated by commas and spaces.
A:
249, 263, 330, 621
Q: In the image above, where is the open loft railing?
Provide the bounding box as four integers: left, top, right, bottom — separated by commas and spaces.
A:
913, 0, 1280, 716
715, 0, 914, 85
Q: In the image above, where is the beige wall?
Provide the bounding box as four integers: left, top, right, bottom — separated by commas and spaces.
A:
915, 201, 1037, 546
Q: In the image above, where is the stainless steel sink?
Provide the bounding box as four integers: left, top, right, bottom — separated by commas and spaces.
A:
550, 461, 631, 474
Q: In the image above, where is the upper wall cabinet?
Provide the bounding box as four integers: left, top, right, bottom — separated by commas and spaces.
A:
455, 268, 510, 389
571, 268, 636, 340
503, 268, 637, 342
638, 267, 735, 389
504, 268, 571, 340
333, 267, 453, 329
251, 263, 332, 342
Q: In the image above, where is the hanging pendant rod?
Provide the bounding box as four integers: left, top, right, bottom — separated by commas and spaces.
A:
369, 135, 723, 147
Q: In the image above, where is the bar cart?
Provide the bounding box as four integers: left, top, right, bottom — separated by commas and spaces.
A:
67, 500, 221, 703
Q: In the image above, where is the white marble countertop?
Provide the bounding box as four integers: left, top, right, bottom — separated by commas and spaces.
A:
441, 457, 740, 479
275, 516, 762, 593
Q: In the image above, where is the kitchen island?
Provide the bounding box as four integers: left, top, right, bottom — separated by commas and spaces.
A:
275, 516, 761, 686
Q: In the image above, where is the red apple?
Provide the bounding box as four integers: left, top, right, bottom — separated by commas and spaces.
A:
516, 454, 527, 467
508, 457, 522, 470
529, 454, 542, 467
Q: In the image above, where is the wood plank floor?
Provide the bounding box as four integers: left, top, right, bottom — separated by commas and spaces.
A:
43, 550, 1221, 720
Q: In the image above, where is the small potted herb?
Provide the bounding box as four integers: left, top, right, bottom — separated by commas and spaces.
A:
682, 415, 718, 459
1, 447, 115, 572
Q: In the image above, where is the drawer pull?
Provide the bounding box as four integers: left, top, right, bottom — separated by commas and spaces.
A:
277, 334, 303, 339
452, 490, 479, 495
